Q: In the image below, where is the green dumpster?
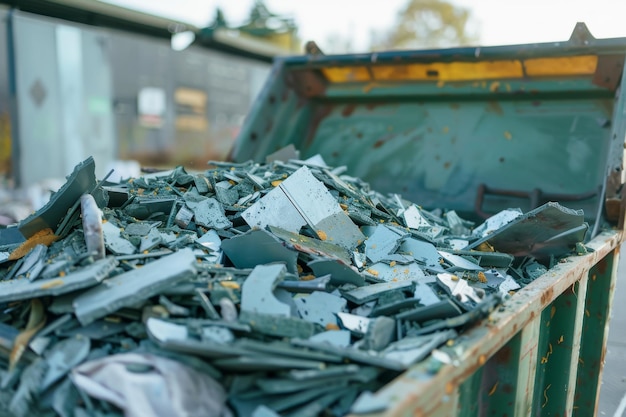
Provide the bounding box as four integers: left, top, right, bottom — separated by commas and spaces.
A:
231, 23, 626, 416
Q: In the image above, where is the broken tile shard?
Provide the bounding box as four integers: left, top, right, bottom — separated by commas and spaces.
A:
221, 229, 298, 274
295, 291, 346, 327
241, 264, 291, 317
242, 167, 363, 249
192, 198, 232, 230
73, 248, 197, 325
467, 202, 588, 259
0, 257, 116, 303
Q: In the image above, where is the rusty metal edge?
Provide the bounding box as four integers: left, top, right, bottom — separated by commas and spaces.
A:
349, 229, 623, 417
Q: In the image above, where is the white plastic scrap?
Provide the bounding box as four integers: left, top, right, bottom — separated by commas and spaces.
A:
71, 353, 228, 417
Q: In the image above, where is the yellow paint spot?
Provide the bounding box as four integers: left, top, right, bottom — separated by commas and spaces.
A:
541, 356, 548, 364
300, 274, 316, 281
59, 271, 66, 277
478, 271, 487, 283
558, 335, 564, 344
445, 382, 454, 395
542, 384, 552, 408
317, 230, 328, 241
488, 382, 499, 396
477, 242, 495, 252
40, 279, 64, 289
390, 261, 397, 267
367, 268, 379, 277
442, 126, 449, 134
585, 309, 590, 317
9, 228, 59, 261
451, 275, 459, 281
478, 355, 486, 366
340, 203, 348, 210
271, 180, 283, 187
325, 323, 340, 331
220, 281, 240, 290
446, 339, 455, 347
504, 131, 512, 140
489, 81, 500, 92
592, 274, 597, 281
550, 306, 556, 319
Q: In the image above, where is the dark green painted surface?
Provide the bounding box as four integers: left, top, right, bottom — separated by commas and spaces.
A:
574, 251, 617, 416
457, 332, 521, 417
532, 282, 581, 416
233, 39, 626, 223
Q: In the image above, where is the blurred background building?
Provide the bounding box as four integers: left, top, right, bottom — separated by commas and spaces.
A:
0, 0, 303, 192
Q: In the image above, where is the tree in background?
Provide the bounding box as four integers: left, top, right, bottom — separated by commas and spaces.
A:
372, 0, 479, 50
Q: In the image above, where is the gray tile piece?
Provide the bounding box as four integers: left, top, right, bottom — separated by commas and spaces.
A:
472, 208, 523, 238
364, 262, 426, 282
308, 330, 351, 347
413, 282, 441, 306
364, 225, 406, 263
243, 167, 363, 249
0, 257, 116, 303
399, 238, 443, 271
202, 326, 235, 344
124, 222, 160, 236
336, 313, 371, 336
294, 291, 346, 327
174, 205, 194, 229
438, 251, 483, 272
198, 230, 222, 251
192, 198, 232, 230
269, 226, 352, 265
73, 248, 197, 325
381, 329, 457, 367
437, 273, 485, 304
308, 259, 365, 287
277, 275, 331, 293
13, 244, 47, 281
362, 316, 396, 351
402, 205, 445, 239
234, 339, 342, 363
139, 227, 162, 253
18, 157, 100, 239
239, 311, 318, 339
41, 335, 91, 391
342, 281, 416, 305
221, 230, 298, 274
499, 275, 522, 295
395, 299, 464, 322
241, 264, 291, 317
102, 221, 136, 255
467, 202, 588, 259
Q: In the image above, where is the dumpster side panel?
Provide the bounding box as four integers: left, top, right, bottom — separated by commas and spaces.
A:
574, 247, 620, 416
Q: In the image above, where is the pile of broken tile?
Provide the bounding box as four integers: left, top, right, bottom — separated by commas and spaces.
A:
0, 154, 589, 417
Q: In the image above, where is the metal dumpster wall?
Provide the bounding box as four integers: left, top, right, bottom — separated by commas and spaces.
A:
350, 229, 621, 417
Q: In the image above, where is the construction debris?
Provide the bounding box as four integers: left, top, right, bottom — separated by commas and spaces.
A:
0, 154, 589, 416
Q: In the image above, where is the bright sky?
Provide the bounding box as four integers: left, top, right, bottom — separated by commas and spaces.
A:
104, 0, 626, 52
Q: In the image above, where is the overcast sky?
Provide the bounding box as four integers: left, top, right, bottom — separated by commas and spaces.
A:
103, 0, 626, 52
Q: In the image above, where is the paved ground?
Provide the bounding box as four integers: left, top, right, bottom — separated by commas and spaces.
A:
598, 247, 626, 417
